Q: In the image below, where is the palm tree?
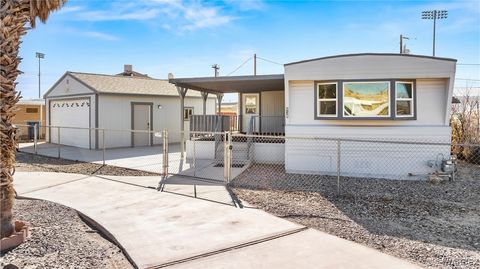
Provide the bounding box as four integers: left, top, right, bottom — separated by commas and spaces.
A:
1, 0, 66, 239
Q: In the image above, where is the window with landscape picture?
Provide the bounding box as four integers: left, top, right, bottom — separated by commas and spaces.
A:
317, 83, 337, 116
343, 81, 390, 117
396, 82, 414, 117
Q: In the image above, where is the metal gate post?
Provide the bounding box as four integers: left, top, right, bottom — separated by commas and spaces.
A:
193, 137, 196, 177
223, 131, 232, 183
34, 123, 38, 154
57, 127, 61, 159
336, 139, 341, 195
228, 131, 232, 182
158, 129, 169, 192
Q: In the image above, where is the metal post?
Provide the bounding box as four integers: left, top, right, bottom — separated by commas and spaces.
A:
223, 131, 228, 180
102, 129, 106, 165
33, 123, 38, 154
336, 139, 341, 195
163, 130, 169, 179
193, 137, 196, 177
57, 127, 61, 158
253, 53, 257, 76
433, 10, 436, 57
227, 131, 232, 182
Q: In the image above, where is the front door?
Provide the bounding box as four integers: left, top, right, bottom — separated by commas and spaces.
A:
132, 104, 151, 147
242, 93, 260, 133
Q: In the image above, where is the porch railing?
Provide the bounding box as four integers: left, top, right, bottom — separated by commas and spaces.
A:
251, 115, 285, 136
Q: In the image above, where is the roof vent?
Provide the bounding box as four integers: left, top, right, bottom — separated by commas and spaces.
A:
124, 64, 132, 75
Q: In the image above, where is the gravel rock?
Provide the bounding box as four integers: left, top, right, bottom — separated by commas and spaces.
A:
15, 151, 160, 176
1, 199, 133, 269
233, 165, 480, 269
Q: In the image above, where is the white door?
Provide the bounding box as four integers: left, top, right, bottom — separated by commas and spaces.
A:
132, 104, 151, 147
242, 93, 260, 133
50, 98, 91, 148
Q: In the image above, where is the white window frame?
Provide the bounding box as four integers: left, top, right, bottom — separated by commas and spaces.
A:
317, 82, 338, 117
395, 81, 414, 117
184, 107, 194, 121
342, 81, 391, 118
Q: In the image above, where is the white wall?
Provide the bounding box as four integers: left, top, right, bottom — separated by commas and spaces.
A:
98, 94, 215, 148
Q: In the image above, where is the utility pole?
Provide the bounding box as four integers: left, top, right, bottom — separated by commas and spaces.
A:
422, 10, 448, 57
212, 64, 220, 77
253, 53, 256, 76
36, 52, 45, 98
400, 35, 411, 54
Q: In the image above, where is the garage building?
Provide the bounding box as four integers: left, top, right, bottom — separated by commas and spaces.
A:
44, 70, 216, 149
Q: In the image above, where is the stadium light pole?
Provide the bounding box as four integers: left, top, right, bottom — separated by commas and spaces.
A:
36, 52, 45, 98
421, 10, 448, 57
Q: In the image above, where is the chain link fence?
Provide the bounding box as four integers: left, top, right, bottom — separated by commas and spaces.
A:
15, 124, 480, 197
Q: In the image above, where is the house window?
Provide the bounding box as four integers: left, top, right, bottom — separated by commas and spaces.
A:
245, 96, 257, 114
317, 82, 337, 117
184, 107, 194, 121
395, 81, 414, 117
343, 81, 390, 117
26, 107, 39, 113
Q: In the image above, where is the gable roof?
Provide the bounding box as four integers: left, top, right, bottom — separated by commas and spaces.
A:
45, 71, 207, 98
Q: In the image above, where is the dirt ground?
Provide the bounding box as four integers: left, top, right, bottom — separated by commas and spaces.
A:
233, 164, 480, 269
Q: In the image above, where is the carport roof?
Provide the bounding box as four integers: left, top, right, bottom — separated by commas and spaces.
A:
169, 74, 285, 94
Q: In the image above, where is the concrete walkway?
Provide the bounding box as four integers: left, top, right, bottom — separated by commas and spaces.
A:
14, 172, 421, 269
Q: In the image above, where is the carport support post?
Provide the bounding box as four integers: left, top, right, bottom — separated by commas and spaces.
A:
201, 92, 208, 115
33, 123, 38, 154
216, 93, 223, 115
177, 86, 188, 158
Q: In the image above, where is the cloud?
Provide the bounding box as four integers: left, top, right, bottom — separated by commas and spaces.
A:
57, 5, 85, 14
60, 0, 253, 31
82, 31, 120, 41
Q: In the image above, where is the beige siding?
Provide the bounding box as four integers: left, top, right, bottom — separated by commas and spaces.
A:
98, 94, 215, 148
261, 91, 284, 116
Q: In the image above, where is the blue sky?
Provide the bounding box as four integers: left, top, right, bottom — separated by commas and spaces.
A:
18, 0, 480, 102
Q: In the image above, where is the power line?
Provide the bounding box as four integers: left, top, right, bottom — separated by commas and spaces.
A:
226, 57, 252, 76
256, 56, 283, 66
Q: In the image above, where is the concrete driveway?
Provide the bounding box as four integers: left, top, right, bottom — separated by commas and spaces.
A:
14, 172, 421, 269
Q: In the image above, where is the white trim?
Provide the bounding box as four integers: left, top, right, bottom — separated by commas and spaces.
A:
395, 81, 415, 117
342, 81, 391, 118
317, 82, 338, 117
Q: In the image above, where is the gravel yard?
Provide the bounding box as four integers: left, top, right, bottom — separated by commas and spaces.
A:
233, 164, 480, 269
1, 199, 133, 269
15, 151, 160, 176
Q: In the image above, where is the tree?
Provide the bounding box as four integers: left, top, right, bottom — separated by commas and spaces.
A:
1, 0, 66, 239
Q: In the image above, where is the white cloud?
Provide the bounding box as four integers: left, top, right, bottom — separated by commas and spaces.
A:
61, 1, 254, 31
82, 31, 120, 41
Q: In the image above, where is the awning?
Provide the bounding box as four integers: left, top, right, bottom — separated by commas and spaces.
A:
169, 74, 284, 94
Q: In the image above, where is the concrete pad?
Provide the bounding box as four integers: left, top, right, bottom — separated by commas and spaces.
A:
14, 172, 89, 195
14, 172, 303, 269
168, 229, 421, 269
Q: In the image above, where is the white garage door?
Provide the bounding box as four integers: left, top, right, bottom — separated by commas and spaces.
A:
50, 98, 91, 148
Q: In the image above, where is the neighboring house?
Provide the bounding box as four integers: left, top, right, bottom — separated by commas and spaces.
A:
14, 99, 46, 141
171, 53, 457, 179
44, 70, 216, 149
